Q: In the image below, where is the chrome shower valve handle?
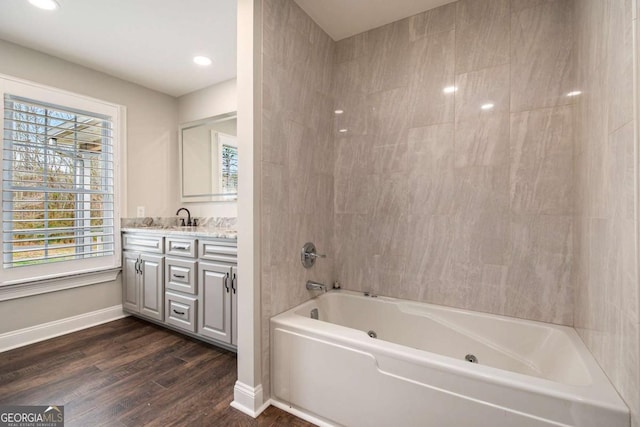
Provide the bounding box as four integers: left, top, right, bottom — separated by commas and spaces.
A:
301, 242, 326, 268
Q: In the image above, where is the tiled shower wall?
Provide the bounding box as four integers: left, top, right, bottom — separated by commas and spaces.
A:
260, 0, 640, 415
333, 0, 576, 325
574, 0, 640, 425
260, 0, 335, 398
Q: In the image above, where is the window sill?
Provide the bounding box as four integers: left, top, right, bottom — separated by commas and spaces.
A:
0, 269, 121, 302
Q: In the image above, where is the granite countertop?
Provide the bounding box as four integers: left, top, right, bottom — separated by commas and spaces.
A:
121, 226, 237, 240
121, 216, 237, 241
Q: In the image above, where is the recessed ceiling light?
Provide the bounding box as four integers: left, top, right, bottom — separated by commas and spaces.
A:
334, 109, 344, 115
443, 86, 457, 94
193, 56, 212, 66
338, 128, 348, 133
28, 0, 60, 10
567, 91, 582, 97
481, 103, 495, 110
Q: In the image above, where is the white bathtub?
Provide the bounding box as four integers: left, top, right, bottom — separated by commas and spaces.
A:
270, 290, 629, 427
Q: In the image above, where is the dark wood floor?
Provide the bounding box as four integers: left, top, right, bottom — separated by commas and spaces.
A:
0, 317, 312, 427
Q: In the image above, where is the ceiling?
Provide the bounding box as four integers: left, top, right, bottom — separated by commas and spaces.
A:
294, 0, 457, 41
0, 0, 456, 97
0, 0, 237, 97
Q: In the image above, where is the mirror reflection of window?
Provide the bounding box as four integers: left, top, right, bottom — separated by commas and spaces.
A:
217, 133, 237, 194
179, 113, 237, 202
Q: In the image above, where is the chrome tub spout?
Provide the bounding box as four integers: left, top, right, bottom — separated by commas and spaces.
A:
306, 280, 327, 292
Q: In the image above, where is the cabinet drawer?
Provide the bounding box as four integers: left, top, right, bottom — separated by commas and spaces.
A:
123, 234, 164, 253
165, 257, 197, 294
165, 292, 197, 333
166, 237, 197, 258
199, 240, 237, 263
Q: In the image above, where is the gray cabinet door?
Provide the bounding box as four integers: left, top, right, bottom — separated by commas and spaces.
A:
231, 266, 238, 346
123, 251, 140, 312
198, 261, 231, 343
140, 253, 164, 321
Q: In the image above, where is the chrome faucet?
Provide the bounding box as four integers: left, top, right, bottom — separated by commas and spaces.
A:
306, 280, 327, 293
176, 207, 192, 226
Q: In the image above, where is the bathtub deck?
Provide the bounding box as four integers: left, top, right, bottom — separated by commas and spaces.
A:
0, 317, 312, 427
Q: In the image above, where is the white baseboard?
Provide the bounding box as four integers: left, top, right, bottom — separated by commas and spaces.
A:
231, 381, 269, 417
270, 399, 333, 427
0, 305, 128, 353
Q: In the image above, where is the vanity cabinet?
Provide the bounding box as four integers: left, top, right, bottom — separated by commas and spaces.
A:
198, 262, 237, 344
122, 231, 237, 350
198, 239, 238, 345
122, 250, 164, 321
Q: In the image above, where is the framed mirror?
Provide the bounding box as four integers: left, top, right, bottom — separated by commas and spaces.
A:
179, 112, 237, 202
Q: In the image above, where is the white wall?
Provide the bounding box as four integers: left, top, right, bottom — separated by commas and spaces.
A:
232, 0, 265, 416
0, 39, 180, 219
0, 39, 178, 335
178, 78, 237, 123
177, 79, 238, 217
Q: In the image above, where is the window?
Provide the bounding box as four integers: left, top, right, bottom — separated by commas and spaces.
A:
1, 76, 122, 286
217, 132, 238, 194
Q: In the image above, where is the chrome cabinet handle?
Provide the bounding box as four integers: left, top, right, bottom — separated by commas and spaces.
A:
172, 245, 189, 250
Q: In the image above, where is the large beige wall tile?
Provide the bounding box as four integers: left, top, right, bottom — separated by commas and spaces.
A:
454, 114, 510, 168
335, 175, 378, 215
366, 20, 412, 93
407, 29, 455, 127
335, 135, 375, 175
407, 170, 456, 216
407, 124, 455, 216
511, 0, 574, 112
606, 0, 634, 133
409, 2, 456, 41
407, 123, 454, 172
262, 109, 303, 165
506, 214, 574, 324
335, 32, 367, 64
455, 64, 510, 122
455, 0, 510, 74
511, 1, 575, 112
510, 106, 574, 215
511, 0, 558, 14
334, 213, 372, 290
368, 87, 410, 140
454, 166, 510, 266
372, 143, 408, 174
405, 214, 455, 283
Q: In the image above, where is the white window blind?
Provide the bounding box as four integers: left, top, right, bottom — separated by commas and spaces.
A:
2, 93, 116, 272
217, 133, 238, 194
0, 77, 122, 288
